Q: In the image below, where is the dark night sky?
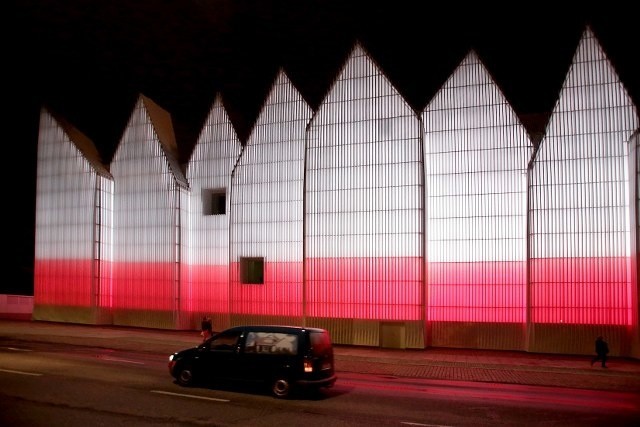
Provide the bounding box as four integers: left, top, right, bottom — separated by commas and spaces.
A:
6, 0, 639, 295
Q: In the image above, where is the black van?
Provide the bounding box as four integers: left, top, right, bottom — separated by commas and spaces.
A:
168, 325, 337, 398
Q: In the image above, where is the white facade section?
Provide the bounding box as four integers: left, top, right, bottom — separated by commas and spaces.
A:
230, 70, 312, 316
185, 94, 242, 313
306, 43, 424, 320
424, 51, 533, 263
110, 95, 186, 316
34, 108, 113, 308
632, 130, 640, 351
422, 51, 534, 322
529, 28, 639, 324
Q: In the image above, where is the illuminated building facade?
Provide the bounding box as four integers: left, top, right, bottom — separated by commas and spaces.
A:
34, 110, 113, 324
528, 29, 638, 354
33, 28, 639, 356
184, 94, 242, 328
110, 95, 189, 328
423, 50, 533, 350
230, 70, 312, 325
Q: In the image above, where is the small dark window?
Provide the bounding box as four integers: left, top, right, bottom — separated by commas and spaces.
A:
240, 257, 264, 284
202, 189, 226, 215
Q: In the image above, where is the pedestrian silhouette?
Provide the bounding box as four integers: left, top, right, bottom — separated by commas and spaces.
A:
591, 336, 609, 368
200, 316, 213, 342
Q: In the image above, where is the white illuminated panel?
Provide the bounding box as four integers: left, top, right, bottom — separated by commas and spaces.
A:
529, 28, 639, 325
423, 51, 534, 322
635, 131, 640, 336
185, 94, 242, 315
230, 70, 312, 317
110, 95, 187, 323
34, 108, 113, 313
306, 43, 424, 320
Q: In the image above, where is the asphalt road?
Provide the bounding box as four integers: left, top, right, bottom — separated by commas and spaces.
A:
2, 338, 639, 426
1, 318, 639, 393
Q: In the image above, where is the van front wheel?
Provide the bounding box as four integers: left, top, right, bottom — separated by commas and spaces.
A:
177, 364, 194, 387
271, 377, 292, 398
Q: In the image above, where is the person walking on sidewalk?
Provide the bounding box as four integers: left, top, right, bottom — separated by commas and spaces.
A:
591, 336, 609, 368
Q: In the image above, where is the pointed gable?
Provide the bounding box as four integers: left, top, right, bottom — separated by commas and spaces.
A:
319, 41, 414, 120
248, 68, 311, 131
112, 94, 187, 188
423, 49, 533, 171
45, 108, 112, 178
544, 26, 638, 142
187, 93, 241, 181
140, 95, 188, 187
425, 50, 528, 135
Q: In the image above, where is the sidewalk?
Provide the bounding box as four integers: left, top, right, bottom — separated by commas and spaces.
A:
1, 319, 639, 393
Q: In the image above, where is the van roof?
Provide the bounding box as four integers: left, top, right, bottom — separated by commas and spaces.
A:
227, 325, 328, 334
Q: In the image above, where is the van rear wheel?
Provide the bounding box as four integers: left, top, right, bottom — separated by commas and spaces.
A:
271, 377, 292, 398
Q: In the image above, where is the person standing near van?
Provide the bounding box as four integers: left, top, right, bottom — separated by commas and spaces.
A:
201, 317, 213, 342
591, 336, 609, 368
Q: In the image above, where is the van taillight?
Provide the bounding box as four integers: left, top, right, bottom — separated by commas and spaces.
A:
304, 360, 313, 373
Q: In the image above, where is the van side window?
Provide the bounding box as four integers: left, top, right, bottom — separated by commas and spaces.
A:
244, 332, 298, 355
210, 330, 241, 351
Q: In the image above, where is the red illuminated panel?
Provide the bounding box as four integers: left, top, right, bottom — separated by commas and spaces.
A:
182, 264, 230, 313
34, 259, 93, 306
229, 261, 303, 316
427, 261, 526, 322
112, 262, 175, 310
530, 257, 630, 325
306, 257, 423, 320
